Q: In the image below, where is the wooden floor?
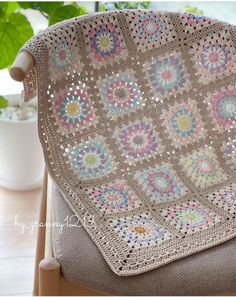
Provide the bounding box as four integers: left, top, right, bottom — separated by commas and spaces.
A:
0, 186, 42, 296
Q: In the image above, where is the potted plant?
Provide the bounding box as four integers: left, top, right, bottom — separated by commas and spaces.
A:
0, 2, 87, 190
0, 93, 45, 190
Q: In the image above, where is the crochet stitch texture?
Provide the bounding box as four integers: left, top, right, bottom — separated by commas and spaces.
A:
21, 10, 236, 276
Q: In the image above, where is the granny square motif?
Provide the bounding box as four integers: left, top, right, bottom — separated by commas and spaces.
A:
160, 99, 206, 148
134, 163, 187, 204
82, 13, 128, 68
97, 70, 143, 119
86, 179, 143, 214
114, 117, 165, 165
144, 50, 191, 99
205, 84, 236, 131
189, 30, 236, 84
21, 10, 236, 276
160, 200, 223, 235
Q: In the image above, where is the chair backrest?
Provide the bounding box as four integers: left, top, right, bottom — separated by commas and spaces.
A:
21, 10, 236, 276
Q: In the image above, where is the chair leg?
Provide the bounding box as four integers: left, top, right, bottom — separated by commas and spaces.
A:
33, 168, 48, 296
39, 257, 60, 296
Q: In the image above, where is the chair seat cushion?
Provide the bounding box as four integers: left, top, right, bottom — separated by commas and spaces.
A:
51, 183, 236, 296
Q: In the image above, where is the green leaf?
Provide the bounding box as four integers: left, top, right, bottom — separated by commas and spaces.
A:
0, 4, 7, 18
0, 2, 19, 18
98, 3, 106, 11
0, 12, 34, 69
184, 5, 203, 15
76, 6, 87, 15
140, 2, 150, 9
0, 96, 8, 109
48, 4, 87, 26
6, 2, 20, 15
18, 2, 63, 16
114, 2, 121, 9
106, 1, 151, 11
0, 3, 8, 10
126, 2, 137, 9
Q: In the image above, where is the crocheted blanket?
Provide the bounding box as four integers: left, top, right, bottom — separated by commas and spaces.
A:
21, 10, 236, 276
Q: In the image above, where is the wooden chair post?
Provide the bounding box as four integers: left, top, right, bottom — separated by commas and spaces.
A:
39, 258, 60, 296
33, 169, 47, 296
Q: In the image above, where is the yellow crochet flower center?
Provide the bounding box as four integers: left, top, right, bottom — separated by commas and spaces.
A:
99, 36, 110, 49
177, 115, 191, 131
184, 213, 198, 221
67, 102, 80, 116
85, 154, 97, 166
133, 226, 147, 235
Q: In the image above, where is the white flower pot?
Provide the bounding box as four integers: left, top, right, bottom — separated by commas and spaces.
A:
0, 94, 44, 190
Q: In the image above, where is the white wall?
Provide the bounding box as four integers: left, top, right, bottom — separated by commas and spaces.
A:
150, 1, 236, 25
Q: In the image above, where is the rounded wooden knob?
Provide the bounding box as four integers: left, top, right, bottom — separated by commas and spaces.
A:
10, 67, 26, 82
39, 258, 60, 271
9, 51, 34, 82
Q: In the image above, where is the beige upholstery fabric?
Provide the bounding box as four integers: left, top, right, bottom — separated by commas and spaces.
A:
51, 183, 236, 296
